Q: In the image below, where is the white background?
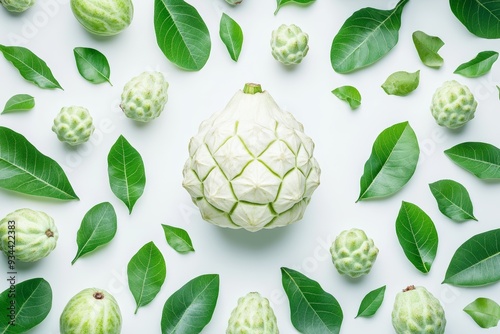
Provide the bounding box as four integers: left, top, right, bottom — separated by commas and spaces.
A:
1, 0, 500, 333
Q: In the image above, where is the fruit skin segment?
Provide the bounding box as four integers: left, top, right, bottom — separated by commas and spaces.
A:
226, 292, 279, 334
430, 80, 477, 129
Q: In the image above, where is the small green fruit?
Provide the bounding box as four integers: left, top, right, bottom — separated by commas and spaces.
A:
0, 0, 35, 12
227, 292, 279, 334
52, 106, 95, 146
70, 0, 133, 36
270, 24, 309, 65
225, 0, 242, 4
430, 80, 477, 129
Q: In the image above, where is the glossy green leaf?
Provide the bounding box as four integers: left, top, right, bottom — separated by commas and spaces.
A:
444, 228, 500, 287
356, 285, 386, 318
449, 0, 500, 39
161, 224, 195, 254
107, 135, 146, 213
331, 85, 361, 109
281, 267, 343, 334
128, 241, 167, 314
330, 0, 409, 73
444, 142, 500, 179
464, 297, 500, 328
161, 274, 219, 334
0, 126, 78, 200
357, 121, 419, 201
497, 85, 500, 98
429, 179, 477, 222
0, 278, 52, 333
2, 94, 35, 114
72, 202, 117, 265
274, 0, 315, 15
454, 51, 499, 77
73, 47, 112, 85
154, 0, 211, 71
219, 13, 243, 62
412, 30, 444, 68
0, 45, 62, 89
381, 70, 420, 96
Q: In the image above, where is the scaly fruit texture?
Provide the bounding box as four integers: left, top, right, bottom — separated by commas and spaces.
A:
271, 24, 309, 65
120, 71, 169, 122
0, 208, 58, 262
227, 292, 279, 334
330, 228, 379, 278
392, 285, 446, 334
0, 0, 35, 12
182, 83, 320, 232
52, 106, 95, 146
60, 288, 122, 334
430, 80, 477, 129
70, 0, 133, 36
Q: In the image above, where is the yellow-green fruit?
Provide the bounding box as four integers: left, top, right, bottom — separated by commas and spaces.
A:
52, 106, 95, 146
0, 208, 58, 262
0, 0, 35, 12
227, 292, 279, 334
270, 24, 309, 65
430, 80, 477, 129
70, 0, 133, 36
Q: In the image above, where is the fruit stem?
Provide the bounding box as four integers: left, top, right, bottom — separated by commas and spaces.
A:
243, 83, 263, 94
403, 285, 415, 292
93, 292, 105, 300
45, 229, 54, 238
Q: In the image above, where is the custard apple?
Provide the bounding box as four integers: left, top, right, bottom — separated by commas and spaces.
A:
0, 0, 35, 12
271, 24, 309, 65
0, 208, 58, 262
182, 83, 320, 232
225, 0, 242, 4
392, 285, 446, 334
120, 71, 169, 122
70, 0, 133, 36
227, 292, 279, 334
330, 228, 379, 278
430, 80, 477, 129
52, 106, 95, 146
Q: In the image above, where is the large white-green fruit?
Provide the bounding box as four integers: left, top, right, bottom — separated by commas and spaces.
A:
182, 83, 320, 232
227, 292, 279, 334
430, 80, 477, 129
52, 106, 95, 146
271, 24, 309, 65
0, 0, 35, 12
392, 285, 446, 334
70, 0, 133, 36
0, 208, 58, 262
60, 288, 122, 334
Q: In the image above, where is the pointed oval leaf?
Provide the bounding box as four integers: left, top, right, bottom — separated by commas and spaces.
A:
107, 135, 146, 213
0, 126, 78, 200
356, 285, 386, 318
154, 0, 211, 71
381, 70, 420, 96
429, 179, 477, 222
0, 278, 52, 333
330, 0, 409, 73
161, 274, 219, 334
2, 94, 35, 114
331, 85, 361, 109
73, 47, 112, 85
0, 45, 62, 89
161, 224, 195, 254
396, 201, 438, 274
281, 267, 343, 334
412, 30, 444, 68
450, 0, 500, 39
464, 297, 500, 328
444, 228, 500, 287
357, 121, 420, 201
274, 0, 315, 15
444, 142, 500, 179
219, 13, 243, 62
72, 202, 117, 265
454, 51, 499, 77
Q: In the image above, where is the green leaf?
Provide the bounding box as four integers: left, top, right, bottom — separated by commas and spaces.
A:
0, 126, 78, 200
2, 94, 35, 114
128, 241, 167, 314
219, 13, 243, 62
330, 0, 409, 73
154, 0, 211, 71
357, 121, 419, 201
429, 179, 477, 222
281, 267, 343, 334
0, 45, 62, 89
464, 297, 500, 328
412, 30, 444, 68
444, 142, 500, 179
449, 0, 500, 39
73, 47, 112, 85
0, 278, 52, 333
161, 274, 219, 334
443, 228, 500, 287
274, 0, 315, 15
161, 224, 195, 254
355, 285, 386, 318
395, 201, 439, 274
381, 70, 420, 96
71, 202, 117, 265
331, 85, 361, 109
454, 51, 499, 78
107, 135, 146, 213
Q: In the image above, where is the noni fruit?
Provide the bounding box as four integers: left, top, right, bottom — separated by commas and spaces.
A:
182, 83, 320, 232
271, 24, 309, 65
430, 80, 477, 129
330, 228, 378, 278
227, 292, 279, 334
0, 0, 35, 12
70, 0, 133, 36
0, 208, 58, 262
392, 285, 446, 334
52, 106, 95, 145
120, 71, 169, 122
